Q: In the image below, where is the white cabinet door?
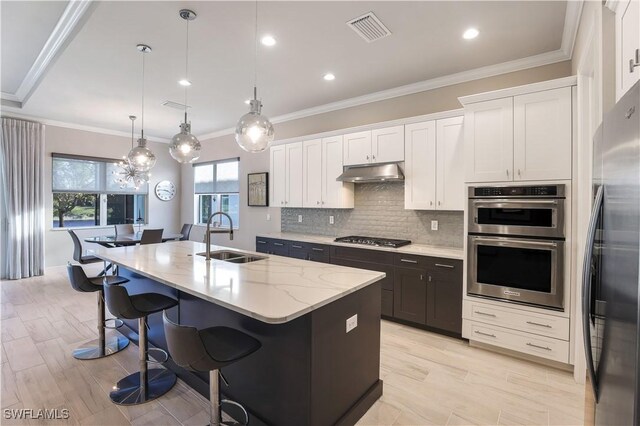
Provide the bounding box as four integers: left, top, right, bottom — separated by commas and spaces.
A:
436, 116, 464, 211
372, 125, 405, 163
270, 145, 286, 207
285, 142, 303, 207
343, 131, 372, 165
513, 87, 572, 181
404, 121, 436, 209
322, 136, 354, 209
464, 97, 514, 183
302, 139, 322, 208
617, 0, 640, 100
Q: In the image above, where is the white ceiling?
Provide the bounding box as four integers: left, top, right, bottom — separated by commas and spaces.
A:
1, 1, 572, 140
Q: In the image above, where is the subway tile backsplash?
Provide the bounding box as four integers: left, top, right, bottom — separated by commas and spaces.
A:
281, 182, 464, 248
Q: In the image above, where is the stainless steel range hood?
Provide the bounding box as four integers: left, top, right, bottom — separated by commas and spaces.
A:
336, 162, 404, 183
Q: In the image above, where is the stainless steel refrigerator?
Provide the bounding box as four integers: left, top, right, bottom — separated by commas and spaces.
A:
583, 81, 640, 425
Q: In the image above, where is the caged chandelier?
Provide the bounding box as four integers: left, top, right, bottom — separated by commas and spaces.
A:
113, 115, 150, 190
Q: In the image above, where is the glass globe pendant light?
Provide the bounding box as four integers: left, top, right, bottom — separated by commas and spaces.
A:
170, 9, 201, 163
127, 44, 156, 172
235, 0, 274, 153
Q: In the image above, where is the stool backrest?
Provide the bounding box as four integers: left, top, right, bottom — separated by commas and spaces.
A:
103, 282, 140, 320
179, 224, 192, 241
67, 230, 83, 262
115, 224, 134, 235
140, 229, 164, 245
163, 312, 216, 371
67, 264, 99, 292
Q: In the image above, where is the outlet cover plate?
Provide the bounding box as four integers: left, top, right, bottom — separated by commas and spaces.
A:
346, 314, 358, 333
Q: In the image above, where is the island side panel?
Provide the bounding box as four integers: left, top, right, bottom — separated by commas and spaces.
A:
178, 291, 313, 426
310, 281, 383, 425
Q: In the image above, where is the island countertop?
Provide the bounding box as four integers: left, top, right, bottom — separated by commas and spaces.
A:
94, 241, 385, 324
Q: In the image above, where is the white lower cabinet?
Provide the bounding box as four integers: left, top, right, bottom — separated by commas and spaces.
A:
463, 299, 570, 363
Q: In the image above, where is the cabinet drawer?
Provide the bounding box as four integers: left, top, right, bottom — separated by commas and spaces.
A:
394, 253, 431, 269
331, 246, 394, 265
255, 237, 271, 253
467, 321, 569, 363
381, 290, 393, 317
465, 301, 569, 340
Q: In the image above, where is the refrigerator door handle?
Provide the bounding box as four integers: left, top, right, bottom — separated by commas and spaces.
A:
582, 185, 603, 402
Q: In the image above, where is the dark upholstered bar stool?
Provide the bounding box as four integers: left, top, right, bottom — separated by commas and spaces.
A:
103, 282, 178, 405
179, 223, 193, 241
68, 230, 111, 276
163, 312, 261, 425
140, 228, 163, 245
66, 264, 130, 359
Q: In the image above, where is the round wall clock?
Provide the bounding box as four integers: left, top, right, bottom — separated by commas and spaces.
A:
155, 180, 176, 201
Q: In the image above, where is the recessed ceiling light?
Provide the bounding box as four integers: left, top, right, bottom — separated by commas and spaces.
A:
463, 28, 479, 40
323, 73, 336, 81
178, 79, 192, 86
261, 35, 276, 46
244, 99, 251, 105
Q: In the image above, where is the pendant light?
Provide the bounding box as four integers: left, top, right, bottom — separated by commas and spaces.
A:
113, 115, 150, 190
127, 44, 156, 172
170, 9, 202, 163
234, 0, 274, 153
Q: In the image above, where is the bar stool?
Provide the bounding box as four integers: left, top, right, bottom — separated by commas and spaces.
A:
66, 264, 130, 359
103, 282, 178, 405
163, 312, 261, 425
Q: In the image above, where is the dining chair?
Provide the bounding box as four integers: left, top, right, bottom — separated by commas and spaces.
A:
140, 229, 164, 245
179, 224, 193, 241
114, 224, 134, 235
67, 229, 110, 276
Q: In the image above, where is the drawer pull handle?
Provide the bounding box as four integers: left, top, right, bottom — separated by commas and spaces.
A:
291, 245, 303, 249
526, 342, 552, 351
474, 330, 496, 338
274, 243, 284, 247
435, 263, 454, 269
400, 259, 418, 264
257, 241, 267, 244
311, 248, 324, 252
474, 311, 496, 317
526, 321, 552, 328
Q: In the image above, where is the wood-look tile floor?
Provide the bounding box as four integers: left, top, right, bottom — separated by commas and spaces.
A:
1, 266, 584, 426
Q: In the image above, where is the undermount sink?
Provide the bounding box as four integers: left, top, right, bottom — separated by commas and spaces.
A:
195, 250, 266, 263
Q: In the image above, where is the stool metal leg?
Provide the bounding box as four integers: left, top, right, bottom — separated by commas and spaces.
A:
210, 369, 221, 425
73, 290, 129, 360
109, 316, 176, 405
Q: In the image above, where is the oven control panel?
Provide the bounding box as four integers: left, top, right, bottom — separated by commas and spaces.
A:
470, 185, 564, 198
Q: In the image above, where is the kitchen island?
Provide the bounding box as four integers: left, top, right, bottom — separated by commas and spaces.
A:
95, 241, 386, 426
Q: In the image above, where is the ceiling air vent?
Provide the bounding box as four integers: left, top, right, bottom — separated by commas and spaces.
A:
161, 100, 191, 110
346, 12, 391, 43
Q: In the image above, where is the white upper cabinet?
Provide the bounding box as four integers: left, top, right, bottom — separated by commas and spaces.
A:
513, 87, 572, 181
302, 139, 322, 208
343, 126, 404, 166
372, 125, 405, 163
614, 0, 640, 100
404, 121, 437, 210
436, 116, 465, 210
464, 97, 514, 183
285, 142, 303, 208
322, 136, 354, 209
269, 145, 286, 207
343, 131, 372, 166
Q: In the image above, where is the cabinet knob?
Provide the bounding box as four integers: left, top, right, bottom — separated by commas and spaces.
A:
280, 201, 284, 205
366, 155, 370, 160
438, 201, 441, 206
430, 201, 433, 206
372, 155, 376, 160
506, 169, 509, 177
317, 201, 320, 205
518, 169, 521, 177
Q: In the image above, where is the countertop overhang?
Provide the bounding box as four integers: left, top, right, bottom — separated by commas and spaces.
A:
94, 241, 386, 324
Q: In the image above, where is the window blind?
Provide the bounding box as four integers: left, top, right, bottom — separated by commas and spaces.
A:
194, 157, 239, 194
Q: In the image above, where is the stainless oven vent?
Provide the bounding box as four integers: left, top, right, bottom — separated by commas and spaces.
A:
346, 12, 391, 43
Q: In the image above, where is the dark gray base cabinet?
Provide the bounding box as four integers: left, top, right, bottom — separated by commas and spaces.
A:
256, 236, 463, 336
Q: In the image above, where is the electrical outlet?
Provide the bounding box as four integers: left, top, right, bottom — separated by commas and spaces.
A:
329, 215, 335, 225
298, 215, 303, 223
346, 314, 358, 333
431, 220, 438, 231
266, 213, 271, 221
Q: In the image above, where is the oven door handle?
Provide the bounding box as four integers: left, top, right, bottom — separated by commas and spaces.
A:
470, 236, 558, 248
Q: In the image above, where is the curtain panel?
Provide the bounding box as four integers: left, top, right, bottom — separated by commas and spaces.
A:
0, 118, 45, 279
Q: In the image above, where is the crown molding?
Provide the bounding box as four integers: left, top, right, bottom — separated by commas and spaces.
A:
458, 75, 577, 105
561, 0, 584, 58
1, 0, 94, 105
0, 110, 170, 143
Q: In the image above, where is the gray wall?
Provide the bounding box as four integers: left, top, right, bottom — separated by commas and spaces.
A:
281, 182, 464, 248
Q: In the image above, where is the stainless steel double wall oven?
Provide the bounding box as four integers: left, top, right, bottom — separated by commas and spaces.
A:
467, 185, 566, 310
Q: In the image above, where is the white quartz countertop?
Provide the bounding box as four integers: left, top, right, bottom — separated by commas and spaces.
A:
94, 241, 385, 324
258, 232, 464, 260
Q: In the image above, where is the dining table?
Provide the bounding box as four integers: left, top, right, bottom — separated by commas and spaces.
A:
84, 232, 183, 248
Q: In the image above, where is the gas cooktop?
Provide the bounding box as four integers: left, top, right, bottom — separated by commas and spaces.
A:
334, 236, 412, 248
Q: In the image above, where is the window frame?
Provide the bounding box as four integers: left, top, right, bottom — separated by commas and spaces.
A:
193, 158, 240, 229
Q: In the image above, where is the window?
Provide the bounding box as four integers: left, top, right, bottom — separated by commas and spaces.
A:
194, 158, 239, 228
52, 154, 148, 228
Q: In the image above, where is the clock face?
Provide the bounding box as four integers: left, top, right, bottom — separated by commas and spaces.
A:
155, 180, 176, 201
